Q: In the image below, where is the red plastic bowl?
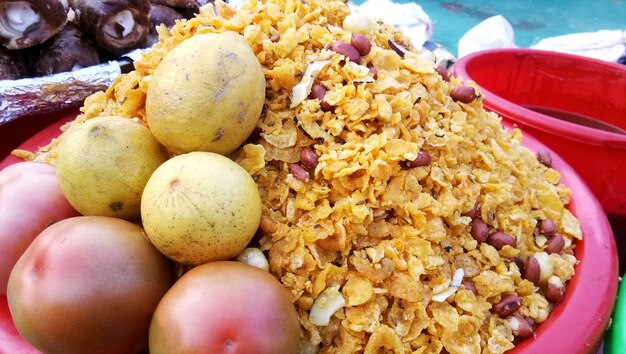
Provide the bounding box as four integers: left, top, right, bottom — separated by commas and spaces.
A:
453, 48, 626, 230
0, 112, 619, 354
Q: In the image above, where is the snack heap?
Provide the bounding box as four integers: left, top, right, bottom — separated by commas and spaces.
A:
22, 0, 583, 352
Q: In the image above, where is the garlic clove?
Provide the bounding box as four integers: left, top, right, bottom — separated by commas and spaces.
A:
309, 285, 346, 326
235, 247, 269, 271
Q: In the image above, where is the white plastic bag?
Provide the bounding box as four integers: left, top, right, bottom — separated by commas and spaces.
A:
349, 0, 433, 49
457, 15, 516, 58
531, 30, 626, 62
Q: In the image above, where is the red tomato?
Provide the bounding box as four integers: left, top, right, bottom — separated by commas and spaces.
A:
0, 161, 79, 295
149, 261, 300, 354
7, 216, 175, 354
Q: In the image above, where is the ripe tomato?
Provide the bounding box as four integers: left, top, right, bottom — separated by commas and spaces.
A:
149, 261, 300, 354
0, 161, 79, 295
7, 216, 175, 354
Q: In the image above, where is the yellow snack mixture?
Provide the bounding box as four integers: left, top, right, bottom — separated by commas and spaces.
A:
21, 0, 582, 352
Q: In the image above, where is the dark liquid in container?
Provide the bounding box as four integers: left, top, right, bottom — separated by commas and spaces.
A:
607, 213, 626, 276
524, 105, 626, 135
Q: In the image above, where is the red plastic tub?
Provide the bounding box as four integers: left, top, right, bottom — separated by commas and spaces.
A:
0, 111, 619, 353
454, 48, 626, 272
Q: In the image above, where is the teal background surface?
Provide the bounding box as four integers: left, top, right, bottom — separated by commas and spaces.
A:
352, 0, 626, 55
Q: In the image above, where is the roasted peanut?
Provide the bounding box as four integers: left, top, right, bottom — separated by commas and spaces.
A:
406, 150, 431, 168
300, 148, 318, 170
331, 41, 361, 62
507, 315, 534, 339
368, 66, 378, 79
492, 294, 523, 317
536, 149, 552, 167
351, 33, 371, 56
538, 218, 556, 236
435, 65, 450, 81
487, 232, 517, 250
461, 280, 477, 294
310, 83, 332, 111
289, 163, 309, 182
310, 82, 326, 99
450, 85, 477, 103
545, 276, 565, 303
524, 256, 540, 284
546, 234, 565, 254
470, 218, 489, 243
510, 256, 525, 273
462, 201, 479, 219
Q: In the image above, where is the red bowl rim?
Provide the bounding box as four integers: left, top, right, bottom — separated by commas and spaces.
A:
454, 48, 626, 150
0, 111, 619, 354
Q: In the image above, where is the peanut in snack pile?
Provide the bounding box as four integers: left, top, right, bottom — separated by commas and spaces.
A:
21, 0, 583, 352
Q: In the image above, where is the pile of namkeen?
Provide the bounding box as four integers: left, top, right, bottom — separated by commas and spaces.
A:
3, 0, 583, 353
